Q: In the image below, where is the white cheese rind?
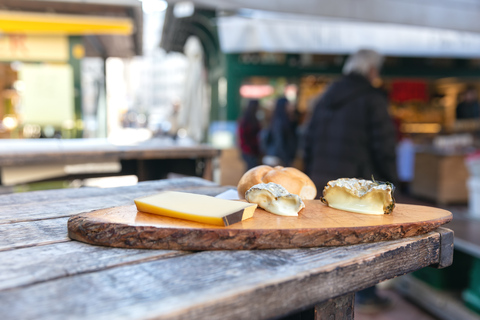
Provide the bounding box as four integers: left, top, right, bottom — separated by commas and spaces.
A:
245, 182, 305, 216
322, 178, 395, 215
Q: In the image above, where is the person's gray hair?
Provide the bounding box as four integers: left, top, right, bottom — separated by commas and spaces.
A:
342, 49, 384, 77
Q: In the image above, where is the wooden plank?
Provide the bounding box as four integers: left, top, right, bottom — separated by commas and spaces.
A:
0, 218, 70, 252
0, 177, 218, 206
118, 146, 220, 161
315, 293, 354, 320
0, 178, 226, 224
0, 139, 220, 166
0, 177, 216, 207
395, 274, 480, 320
0, 185, 233, 252
68, 202, 452, 250
0, 232, 443, 320
0, 241, 187, 291
430, 227, 454, 269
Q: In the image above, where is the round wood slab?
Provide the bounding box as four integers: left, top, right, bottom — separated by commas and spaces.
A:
67, 201, 452, 250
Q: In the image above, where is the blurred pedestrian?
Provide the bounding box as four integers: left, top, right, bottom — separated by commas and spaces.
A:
261, 97, 298, 167
168, 100, 181, 139
456, 85, 480, 119
304, 49, 398, 189
238, 99, 262, 170
303, 49, 397, 313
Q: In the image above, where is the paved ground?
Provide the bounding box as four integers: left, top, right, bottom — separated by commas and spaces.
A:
355, 287, 438, 320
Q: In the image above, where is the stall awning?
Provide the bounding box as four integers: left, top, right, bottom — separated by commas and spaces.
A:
169, 0, 480, 34
217, 12, 480, 58
162, 0, 480, 58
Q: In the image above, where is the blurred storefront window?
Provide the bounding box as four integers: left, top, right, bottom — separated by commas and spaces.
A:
0, 0, 142, 139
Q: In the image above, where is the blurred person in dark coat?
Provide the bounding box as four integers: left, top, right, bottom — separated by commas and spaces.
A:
303, 49, 397, 312
456, 85, 480, 119
303, 49, 398, 190
238, 99, 262, 170
261, 97, 298, 167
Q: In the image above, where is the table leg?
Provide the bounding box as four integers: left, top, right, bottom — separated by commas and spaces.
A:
314, 293, 355, 320
136, 160, 148, 181
202, 158, 213, 181
278, 293, 354, 320
121, 159, 200, 182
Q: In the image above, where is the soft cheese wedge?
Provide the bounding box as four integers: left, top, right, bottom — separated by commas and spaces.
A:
134, 191, 257, 226
245, 182, 305, 216
321, 178, 395, 215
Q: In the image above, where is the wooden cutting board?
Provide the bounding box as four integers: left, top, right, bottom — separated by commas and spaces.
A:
67, 201, 452, 250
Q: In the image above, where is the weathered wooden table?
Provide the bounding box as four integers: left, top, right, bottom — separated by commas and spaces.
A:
0, 138, 220, 185
0, 178, 454, 320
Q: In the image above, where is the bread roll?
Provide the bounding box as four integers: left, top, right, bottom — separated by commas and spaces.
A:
237, 165, 317, 200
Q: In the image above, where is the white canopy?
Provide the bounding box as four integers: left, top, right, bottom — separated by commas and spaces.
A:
170, 0, 480, 34
168, 0, 480, 57
217, 12, 480, 57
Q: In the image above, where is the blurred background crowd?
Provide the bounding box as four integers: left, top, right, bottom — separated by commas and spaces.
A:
3, 1, 480, 193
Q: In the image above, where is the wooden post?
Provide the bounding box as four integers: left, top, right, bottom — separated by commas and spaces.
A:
315, 293, 355, 320
136, 159, 148, 181
202, 157, 213, 181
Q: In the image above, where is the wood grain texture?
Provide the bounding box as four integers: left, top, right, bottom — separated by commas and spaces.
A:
0, 218, 70, 252
68, 202, 452, 250
0, 232, 442, 320
0, 180, 232, 253
0, 177, 217, 207
315, 293, 354, 320
0, 178, 226, 224
430, 227, 454, 269
0, 186, 233, 253
0, 241, 186, 290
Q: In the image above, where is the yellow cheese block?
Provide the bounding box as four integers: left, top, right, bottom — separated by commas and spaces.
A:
134, 191, 257, 226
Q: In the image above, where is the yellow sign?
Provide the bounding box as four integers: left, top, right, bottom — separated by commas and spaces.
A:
0, 10, 133, 35
0, 34, 68, 62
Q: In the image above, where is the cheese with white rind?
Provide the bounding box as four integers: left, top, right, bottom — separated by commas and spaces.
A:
245, 182, 305, 216
321, 178, 395, 215
134, 191, 257, 226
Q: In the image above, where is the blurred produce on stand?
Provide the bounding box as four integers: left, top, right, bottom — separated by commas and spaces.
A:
434, 134, 475, 152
